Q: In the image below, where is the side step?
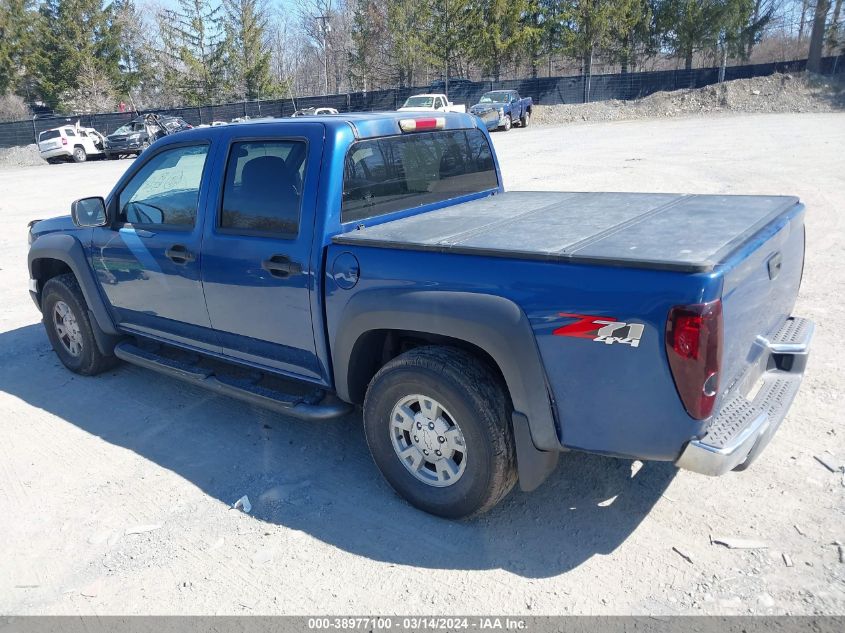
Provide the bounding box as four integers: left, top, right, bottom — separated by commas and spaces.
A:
114, 342, 353, 421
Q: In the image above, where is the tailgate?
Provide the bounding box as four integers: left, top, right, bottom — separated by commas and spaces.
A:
718, 202, 806, 401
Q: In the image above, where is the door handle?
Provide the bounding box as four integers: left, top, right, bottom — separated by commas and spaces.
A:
262, 255, 303, 278
165, 244, 195, 264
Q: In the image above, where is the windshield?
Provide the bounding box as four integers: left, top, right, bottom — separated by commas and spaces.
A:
403, 96, 434, 108
113, 122, 144, 135
479, 91, 512, 104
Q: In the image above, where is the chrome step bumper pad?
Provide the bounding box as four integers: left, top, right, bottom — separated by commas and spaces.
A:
675, 316, 813, 476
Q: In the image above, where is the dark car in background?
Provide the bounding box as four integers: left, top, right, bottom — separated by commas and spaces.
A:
104, 114, 192, 159
469, 90, 533, 131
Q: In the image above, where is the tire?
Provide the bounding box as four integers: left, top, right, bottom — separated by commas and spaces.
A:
363, 346, 517, 519
520, 110, 530, 127
72, 146, 87, 163
41, 273, 118, 376
501, 116, 512, 131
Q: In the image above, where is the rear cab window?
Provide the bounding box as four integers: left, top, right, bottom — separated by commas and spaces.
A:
341, 128, 498, 223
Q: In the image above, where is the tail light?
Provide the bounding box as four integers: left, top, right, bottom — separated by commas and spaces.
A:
666, 299, 723, 420
61, 137, 67, 145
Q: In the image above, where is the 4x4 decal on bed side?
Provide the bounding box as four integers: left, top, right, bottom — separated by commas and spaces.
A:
553, 313, 645, 348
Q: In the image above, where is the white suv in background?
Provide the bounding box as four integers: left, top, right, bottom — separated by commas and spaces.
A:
37, 125, 106, 163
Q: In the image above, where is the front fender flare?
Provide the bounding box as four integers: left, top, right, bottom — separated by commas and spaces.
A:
28, 233, 119, 337
332, 289, 560, 454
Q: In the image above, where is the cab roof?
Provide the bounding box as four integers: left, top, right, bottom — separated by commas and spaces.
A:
174, 111, 481, 141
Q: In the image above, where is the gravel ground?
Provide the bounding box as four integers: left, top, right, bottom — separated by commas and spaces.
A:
0, 114, 843, 616
532, 73, 845, 126
0, 144, 45, 168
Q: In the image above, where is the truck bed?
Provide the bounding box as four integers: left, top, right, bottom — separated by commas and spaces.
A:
333, 191, 801, 273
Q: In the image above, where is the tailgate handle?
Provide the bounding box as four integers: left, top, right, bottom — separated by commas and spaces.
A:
767, 252, 783, 280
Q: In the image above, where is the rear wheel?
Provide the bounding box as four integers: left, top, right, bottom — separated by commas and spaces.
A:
72, 146, 87, 163
520, 110, 530, 127
363, 346, 517, 519
41, 274, 118, 376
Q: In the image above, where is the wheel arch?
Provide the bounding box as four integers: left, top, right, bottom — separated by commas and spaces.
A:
29, 233, 119, 339
332, 290, 560, 453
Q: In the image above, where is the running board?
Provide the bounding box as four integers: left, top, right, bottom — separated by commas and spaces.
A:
114, 342, 352, 421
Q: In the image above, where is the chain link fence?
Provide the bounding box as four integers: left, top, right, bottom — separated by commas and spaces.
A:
1, 55, 841, 149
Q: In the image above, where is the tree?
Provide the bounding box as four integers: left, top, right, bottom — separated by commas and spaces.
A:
427, 0, 472, 87
349, 0, 386, 91
829, 0, 843, 52
0, 0, 38, 96
34, 0, 123, 109
563, 0, 644, 100
158, 0, 228, 105
467, 0, 531, 81
609, 0, 655, 74
655, 0, 762, 71
385, 0, 430, 87
807, 0, 832, 72
223, 0, 275, 99
112, 0, 151, 103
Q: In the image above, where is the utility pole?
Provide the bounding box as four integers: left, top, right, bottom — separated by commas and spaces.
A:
316, 9, 331, 96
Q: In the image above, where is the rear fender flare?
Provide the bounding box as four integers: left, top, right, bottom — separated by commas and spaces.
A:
332, 289, 560, 453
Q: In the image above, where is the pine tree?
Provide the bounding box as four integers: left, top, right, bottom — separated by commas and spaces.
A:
158, 0, 228, 105
112, 0, 151, 102
34, 0, 123, 108
468, 0, 531, 81
386, 0, 430, 87
223, 0, 274, 100
0, 0, 38, 96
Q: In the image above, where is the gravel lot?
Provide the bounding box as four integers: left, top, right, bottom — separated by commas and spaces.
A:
0, 113, 843, 616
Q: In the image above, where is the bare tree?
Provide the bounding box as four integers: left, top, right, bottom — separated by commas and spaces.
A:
807, 0, 832, 71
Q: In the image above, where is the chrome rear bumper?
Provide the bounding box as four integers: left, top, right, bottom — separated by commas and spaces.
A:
676, 316, 813, 476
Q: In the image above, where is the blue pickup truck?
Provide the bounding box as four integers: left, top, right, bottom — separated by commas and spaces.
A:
469, 90, 533, 131
27, 112, 813, 518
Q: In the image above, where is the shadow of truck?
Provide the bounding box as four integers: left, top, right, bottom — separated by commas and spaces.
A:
0, 322, 675, 578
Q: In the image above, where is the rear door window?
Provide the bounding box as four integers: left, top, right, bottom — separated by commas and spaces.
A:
219, 140, 306, 237
341, 128, 497, 223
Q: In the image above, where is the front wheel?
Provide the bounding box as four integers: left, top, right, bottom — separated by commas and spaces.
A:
41, 274, 118, 375
363, 346, 517, 519
501, 116, 512, 131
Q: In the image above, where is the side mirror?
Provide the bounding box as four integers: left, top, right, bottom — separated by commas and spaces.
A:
71, 196, 108, 228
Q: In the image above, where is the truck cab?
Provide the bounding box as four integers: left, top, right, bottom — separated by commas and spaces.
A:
27, 113, 813, 518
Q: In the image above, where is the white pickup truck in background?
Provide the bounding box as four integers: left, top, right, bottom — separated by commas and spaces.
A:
398, 93, 466, 113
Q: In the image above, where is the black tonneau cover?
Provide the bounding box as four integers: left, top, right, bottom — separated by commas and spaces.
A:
332, 191, 801, 272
